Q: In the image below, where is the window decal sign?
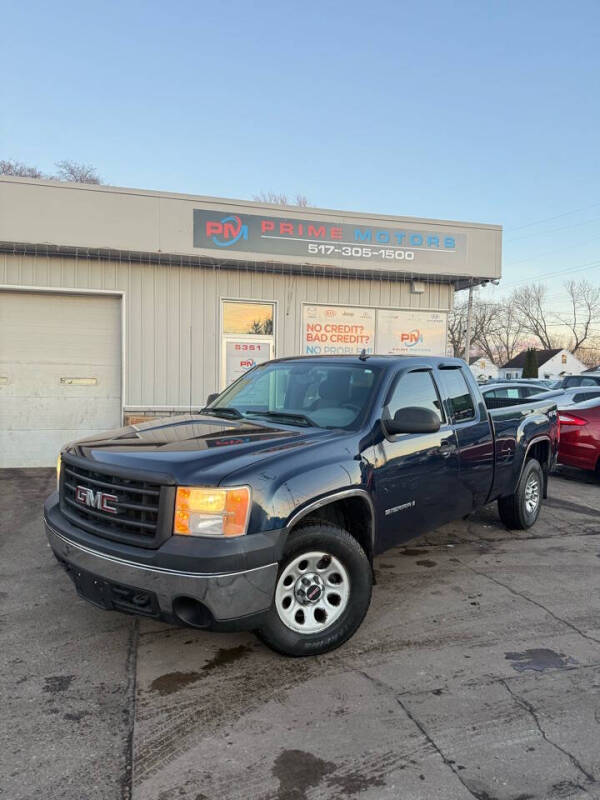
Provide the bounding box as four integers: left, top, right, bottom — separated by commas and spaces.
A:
376, 310, 447, 356
302, 306, 375, 355
225, 341, 271, 385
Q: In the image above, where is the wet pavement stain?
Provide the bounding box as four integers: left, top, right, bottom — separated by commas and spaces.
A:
149, 646, 252, 696
272, 749, 336, 799
545, 497, 600, 519
400, 548, 429, 556
504, 648, 578, 673
63, 710, 91, 723
149, 671, 201, 696
326, 768, 386, 794
43, 675, 74, 693
201, 644, 252, 673
416, 559, 437, 568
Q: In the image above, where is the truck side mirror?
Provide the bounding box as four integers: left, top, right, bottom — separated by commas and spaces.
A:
383, 406, 441, 436
206, 392, 219, 406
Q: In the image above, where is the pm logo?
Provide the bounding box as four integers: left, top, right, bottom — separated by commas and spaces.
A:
205, 215, 249, 248
400, 329, 424, 347
75, 485, 118, 514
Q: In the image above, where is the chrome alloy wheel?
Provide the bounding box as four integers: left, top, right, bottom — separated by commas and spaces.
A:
524, 472, 540, 514
274, 551, 351, 634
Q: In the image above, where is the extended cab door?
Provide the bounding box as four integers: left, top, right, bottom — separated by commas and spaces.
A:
436, 366, 494, 512
372, 367, 462, 553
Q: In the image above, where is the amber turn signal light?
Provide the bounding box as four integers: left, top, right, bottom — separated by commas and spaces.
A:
173, 486, 251, 537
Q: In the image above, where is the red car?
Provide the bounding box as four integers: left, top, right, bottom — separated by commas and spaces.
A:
558, 400, 600, 478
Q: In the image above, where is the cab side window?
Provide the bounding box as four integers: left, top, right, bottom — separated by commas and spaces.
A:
439, 368, 476, 422
387, 371, 444, 423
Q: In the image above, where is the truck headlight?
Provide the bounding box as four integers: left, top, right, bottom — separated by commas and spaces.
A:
56, 453, 62, 490
173, 486, 251, 537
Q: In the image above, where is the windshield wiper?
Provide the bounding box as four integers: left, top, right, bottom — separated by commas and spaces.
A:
245, 410, 316, 427
200, 407, 244, 419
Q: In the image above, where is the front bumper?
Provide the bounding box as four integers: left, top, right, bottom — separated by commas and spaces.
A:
45, 511, 280, 630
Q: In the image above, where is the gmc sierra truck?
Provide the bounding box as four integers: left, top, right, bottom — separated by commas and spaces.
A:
45, 356, 559, 656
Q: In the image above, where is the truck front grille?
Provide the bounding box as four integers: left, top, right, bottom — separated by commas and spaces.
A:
60, 458, 172, 548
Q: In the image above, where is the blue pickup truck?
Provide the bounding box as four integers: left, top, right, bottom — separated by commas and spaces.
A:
45, 355, 558, 656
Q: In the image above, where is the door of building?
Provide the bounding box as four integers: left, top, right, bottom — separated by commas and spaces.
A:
220, 300, 275, 389
0, 290, 121, 467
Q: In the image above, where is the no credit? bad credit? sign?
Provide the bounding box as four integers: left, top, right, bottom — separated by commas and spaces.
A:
302, 306, 375, 355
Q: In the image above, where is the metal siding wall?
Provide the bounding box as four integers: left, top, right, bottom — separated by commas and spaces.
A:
0, 254, 452, 408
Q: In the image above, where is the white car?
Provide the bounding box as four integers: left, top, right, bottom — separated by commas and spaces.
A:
529, 386, 600, 407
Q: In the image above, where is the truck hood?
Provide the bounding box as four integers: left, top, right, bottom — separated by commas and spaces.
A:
63, 414, 336, 484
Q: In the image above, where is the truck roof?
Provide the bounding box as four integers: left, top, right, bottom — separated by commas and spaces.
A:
268, 354, 465, 369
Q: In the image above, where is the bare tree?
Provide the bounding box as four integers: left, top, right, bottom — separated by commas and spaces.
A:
253, 191, 312, 207
1, 158, 103, 184
487, 302, 526, 365
447, 300, 468, 358
554, 279, 600, 353
452, 280, 600, 366
449, 293, 527, 366
470, 302, 503, 362
509, 284, 558, 350
0, 159, 44, 178
54, 160, 102, 184
576, 341, 600, 369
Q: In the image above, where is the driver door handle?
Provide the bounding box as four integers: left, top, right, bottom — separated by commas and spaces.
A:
439, 440, 454, 458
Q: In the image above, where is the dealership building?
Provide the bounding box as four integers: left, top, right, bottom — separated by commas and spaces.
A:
0, 176, 502, 466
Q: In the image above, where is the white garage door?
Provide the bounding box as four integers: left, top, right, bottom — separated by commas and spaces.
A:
0, 291, 122, 467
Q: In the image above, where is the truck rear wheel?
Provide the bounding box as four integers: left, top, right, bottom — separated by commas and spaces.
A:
256, 522, 372, 657
498, 458, 543, 530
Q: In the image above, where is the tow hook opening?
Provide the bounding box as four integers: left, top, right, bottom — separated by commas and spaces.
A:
172, 596, 214, 629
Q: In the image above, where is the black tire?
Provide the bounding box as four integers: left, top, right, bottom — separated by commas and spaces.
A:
498, 458, 544, 530
256, 522, 372, 657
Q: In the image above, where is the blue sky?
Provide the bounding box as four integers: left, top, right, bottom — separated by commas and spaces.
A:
2, 0, 600, 304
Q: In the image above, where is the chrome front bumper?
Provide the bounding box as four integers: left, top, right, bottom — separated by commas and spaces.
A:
45, 521, 278, 623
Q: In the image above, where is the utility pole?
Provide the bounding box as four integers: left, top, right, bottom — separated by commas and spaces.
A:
464, 281, 474, 361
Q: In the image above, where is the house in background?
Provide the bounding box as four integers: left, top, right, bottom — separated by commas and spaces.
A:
499, 348, 587, 380
469, 356, 499, 381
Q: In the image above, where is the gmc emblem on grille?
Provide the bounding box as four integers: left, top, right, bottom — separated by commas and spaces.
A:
75, 485, 118, 514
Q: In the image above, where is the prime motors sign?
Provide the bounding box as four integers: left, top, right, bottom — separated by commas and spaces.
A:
193, 209, 466, 268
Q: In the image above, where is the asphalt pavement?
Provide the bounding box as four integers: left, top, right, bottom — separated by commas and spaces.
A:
1, 466, 600, 800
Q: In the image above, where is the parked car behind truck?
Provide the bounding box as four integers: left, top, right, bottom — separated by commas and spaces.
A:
45, 356, 558, 656
557, 397, 600, 479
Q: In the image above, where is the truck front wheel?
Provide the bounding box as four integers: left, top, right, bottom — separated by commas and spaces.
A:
256, 522, 372, 657
498, 458, 544, 530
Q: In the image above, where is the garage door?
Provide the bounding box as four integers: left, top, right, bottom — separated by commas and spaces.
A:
0, 291, 122, 467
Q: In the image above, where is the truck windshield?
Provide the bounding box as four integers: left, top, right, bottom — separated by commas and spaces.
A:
206, 362, 381, 429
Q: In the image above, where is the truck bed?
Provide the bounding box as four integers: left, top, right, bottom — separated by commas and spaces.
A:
486, 397, 558, 501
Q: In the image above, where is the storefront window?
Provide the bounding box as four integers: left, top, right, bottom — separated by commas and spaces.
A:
223, 301, 273, 335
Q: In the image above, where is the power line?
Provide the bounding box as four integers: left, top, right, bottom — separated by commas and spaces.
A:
503, 234, 600, 266
505, 216, 600, 244
505, 201, 600, 233
500, 259, 600, 288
